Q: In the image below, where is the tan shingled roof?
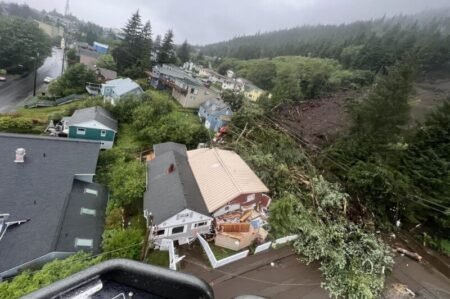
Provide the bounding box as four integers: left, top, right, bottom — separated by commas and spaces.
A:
187, 148, 269, 212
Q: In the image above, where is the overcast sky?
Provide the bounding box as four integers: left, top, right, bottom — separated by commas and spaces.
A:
10, 0, 450, 44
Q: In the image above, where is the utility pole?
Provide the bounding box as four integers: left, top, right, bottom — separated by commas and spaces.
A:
61, 37, 66, 75
64, 0, 70, 16
33, 52, 40, 97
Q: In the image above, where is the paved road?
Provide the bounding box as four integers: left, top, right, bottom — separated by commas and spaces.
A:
0, 48, 63, 113
181, 244, 450, 299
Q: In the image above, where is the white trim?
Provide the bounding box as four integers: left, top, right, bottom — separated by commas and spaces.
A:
76, 128, 86, 135
84, 188, 98, 196
75, 238, 93, 248
170, 225, 186, 235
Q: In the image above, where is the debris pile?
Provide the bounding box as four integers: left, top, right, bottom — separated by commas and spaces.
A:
214, 205, 269, 251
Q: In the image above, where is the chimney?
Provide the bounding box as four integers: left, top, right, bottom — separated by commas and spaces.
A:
167, 163, 175, 174
14, 148, 26, 163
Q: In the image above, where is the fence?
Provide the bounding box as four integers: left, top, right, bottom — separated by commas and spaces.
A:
159, 239, 185, 271
197, 234, 249, 269
272, 235, 298, 247
254, 241, 272, 254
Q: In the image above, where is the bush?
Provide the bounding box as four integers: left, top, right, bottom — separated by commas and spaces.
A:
0, 252, 99, 299
101, 228, 144, 260
0, 116, 36, 133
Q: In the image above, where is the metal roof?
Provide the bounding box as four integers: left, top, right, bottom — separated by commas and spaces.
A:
0, 133, 102, 274
187, 148, 269, 212
64, 106, 118, 131
104, 78, 143, 97
200, 98, 232, 117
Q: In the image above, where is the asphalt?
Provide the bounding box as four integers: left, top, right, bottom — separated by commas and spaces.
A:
180, 244, 450, 299
0, 48, 63, 113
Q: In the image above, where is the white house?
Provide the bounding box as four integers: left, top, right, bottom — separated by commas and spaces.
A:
144, 143, 213, 246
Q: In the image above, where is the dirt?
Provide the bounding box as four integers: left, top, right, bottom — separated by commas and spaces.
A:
275, 92, 354, 148
275, 71, 450, 149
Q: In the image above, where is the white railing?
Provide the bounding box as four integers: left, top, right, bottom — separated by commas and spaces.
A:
159, 239, 185, 271
197, 234, 249, 268
272, 235, 298, 247
254, 241, 272, 254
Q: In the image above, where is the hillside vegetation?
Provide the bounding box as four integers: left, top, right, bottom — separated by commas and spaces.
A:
217, 56, 372, 100
204, 10, 450, 72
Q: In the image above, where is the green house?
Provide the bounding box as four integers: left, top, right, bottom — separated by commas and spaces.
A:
62, 106, 118, 149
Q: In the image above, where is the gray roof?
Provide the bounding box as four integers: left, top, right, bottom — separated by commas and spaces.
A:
144, 143, 209, 225
104, 78, 143, 97
153, 142, 187, 158
0, 133, 102, 274
79, 48, 101, 59
200, 98, 232, 117
65, 106, 118, 132
56, 180, 108, 253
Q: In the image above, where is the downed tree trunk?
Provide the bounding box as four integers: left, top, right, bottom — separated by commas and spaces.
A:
396, 247, 422, 262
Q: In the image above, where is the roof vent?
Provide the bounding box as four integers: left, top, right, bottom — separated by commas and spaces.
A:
14, 148, 26, 163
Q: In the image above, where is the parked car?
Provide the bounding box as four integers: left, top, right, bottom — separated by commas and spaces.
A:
43, 76, 54, 83
0, 76, 6, 82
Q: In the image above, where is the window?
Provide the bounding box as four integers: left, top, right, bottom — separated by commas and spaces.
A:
84, 188, 98, 196
171, 226, 185, 235
194, 221, 208, 228
75, 238, 93, 248
80, 208, 96, 216
156, 229, 165, 236
101, 130, 106, 137
76, 128, 86, 135
247, 194, 256, 202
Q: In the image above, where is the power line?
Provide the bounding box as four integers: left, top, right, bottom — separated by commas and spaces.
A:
183, 259, 321, 287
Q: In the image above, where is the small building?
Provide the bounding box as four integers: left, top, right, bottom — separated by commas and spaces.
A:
101, 78, 143, 105
93, 41, 109, 54
0, 133, 107, 279
198, 98, 232, 132
79, 49, 101, 68
144, 143, 213, 246
62, 106, 118, 149
149, 64, 188, 90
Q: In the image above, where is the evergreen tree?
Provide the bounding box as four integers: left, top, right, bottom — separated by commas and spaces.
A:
157, 30, 175, 64
177, 40, 191, 64
154, 34, 162, 51
141, 21, 152, 69
352, 57, 416, 142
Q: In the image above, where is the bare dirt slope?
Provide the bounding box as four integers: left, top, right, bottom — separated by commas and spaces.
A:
275, 72, 450, 149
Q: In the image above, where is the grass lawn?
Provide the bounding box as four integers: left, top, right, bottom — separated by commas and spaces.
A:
209, 243, 237, 260
146, 250, 170, 267
115, 123, 146, 152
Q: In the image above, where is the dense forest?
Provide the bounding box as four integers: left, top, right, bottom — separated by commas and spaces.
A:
204, 10, 450, 72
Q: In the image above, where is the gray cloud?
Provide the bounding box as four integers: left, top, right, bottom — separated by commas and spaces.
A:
10, 0, 450, 44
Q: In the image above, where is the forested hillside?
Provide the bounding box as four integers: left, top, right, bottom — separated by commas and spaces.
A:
203, 10, 450, 72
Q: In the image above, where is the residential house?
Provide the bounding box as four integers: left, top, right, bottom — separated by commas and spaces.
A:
144, 143, 270, 247
93, 41, 109, 54
144, 143, 213, 246
171, 77, 219, 108
244, 82, 265, 102
62, 106, 118, 149
79, 48, 101, 68
101, 78, 143, 105
0, 133, 107, 279
198, 98, 232, 132
149, 65, 188, 90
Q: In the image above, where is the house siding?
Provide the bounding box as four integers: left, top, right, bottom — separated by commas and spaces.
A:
172, 87, 215, 108
68, 126, 115, 149
149, 209, 213, 244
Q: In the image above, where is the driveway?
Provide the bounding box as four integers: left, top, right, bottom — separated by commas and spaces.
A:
0, 48, 63, 113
